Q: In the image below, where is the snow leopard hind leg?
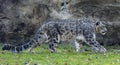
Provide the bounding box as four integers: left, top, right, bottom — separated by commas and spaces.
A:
47, 27, 60, 53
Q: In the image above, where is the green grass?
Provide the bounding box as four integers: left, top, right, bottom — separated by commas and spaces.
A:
0, 44, 120, 65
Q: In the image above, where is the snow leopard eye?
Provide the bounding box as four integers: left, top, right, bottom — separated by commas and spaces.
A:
96, 22, 100, 26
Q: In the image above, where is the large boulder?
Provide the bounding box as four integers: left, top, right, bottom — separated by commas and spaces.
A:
0, 0, 51, 44
70, 0, 120, 45
0, 0, 120, 45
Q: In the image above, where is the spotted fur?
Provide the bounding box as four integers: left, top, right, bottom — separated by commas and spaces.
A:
2, 18, 107, 53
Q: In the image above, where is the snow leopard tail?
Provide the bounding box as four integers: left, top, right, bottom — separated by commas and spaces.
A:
2, 24, 48, 53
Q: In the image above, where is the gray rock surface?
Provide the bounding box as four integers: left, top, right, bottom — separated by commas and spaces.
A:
0, 0, 120, 45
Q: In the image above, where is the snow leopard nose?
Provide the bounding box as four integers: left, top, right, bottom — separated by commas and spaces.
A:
101, 28, 107, 35
104, 28, 107, 33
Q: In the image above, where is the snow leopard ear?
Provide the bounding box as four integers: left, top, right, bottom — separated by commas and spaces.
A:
96, 22, 100, 26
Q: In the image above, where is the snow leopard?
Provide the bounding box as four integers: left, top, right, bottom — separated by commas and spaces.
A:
2, 18, 107, 53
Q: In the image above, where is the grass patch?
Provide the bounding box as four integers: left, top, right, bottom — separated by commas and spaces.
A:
0, 44, 120, 65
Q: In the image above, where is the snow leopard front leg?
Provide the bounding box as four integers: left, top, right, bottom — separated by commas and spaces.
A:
84, 33, 107, 53
74, 35, 86, 52
74, 39, 83, 52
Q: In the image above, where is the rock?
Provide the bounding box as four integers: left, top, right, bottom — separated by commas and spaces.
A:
70, 0, 120, 45
0, 0, 120, 45
0, 0, 51, 44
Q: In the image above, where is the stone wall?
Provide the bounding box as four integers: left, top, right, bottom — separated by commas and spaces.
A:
0, 0, 120, 45
0, 0, 51, 44
70, 0, 120, 45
